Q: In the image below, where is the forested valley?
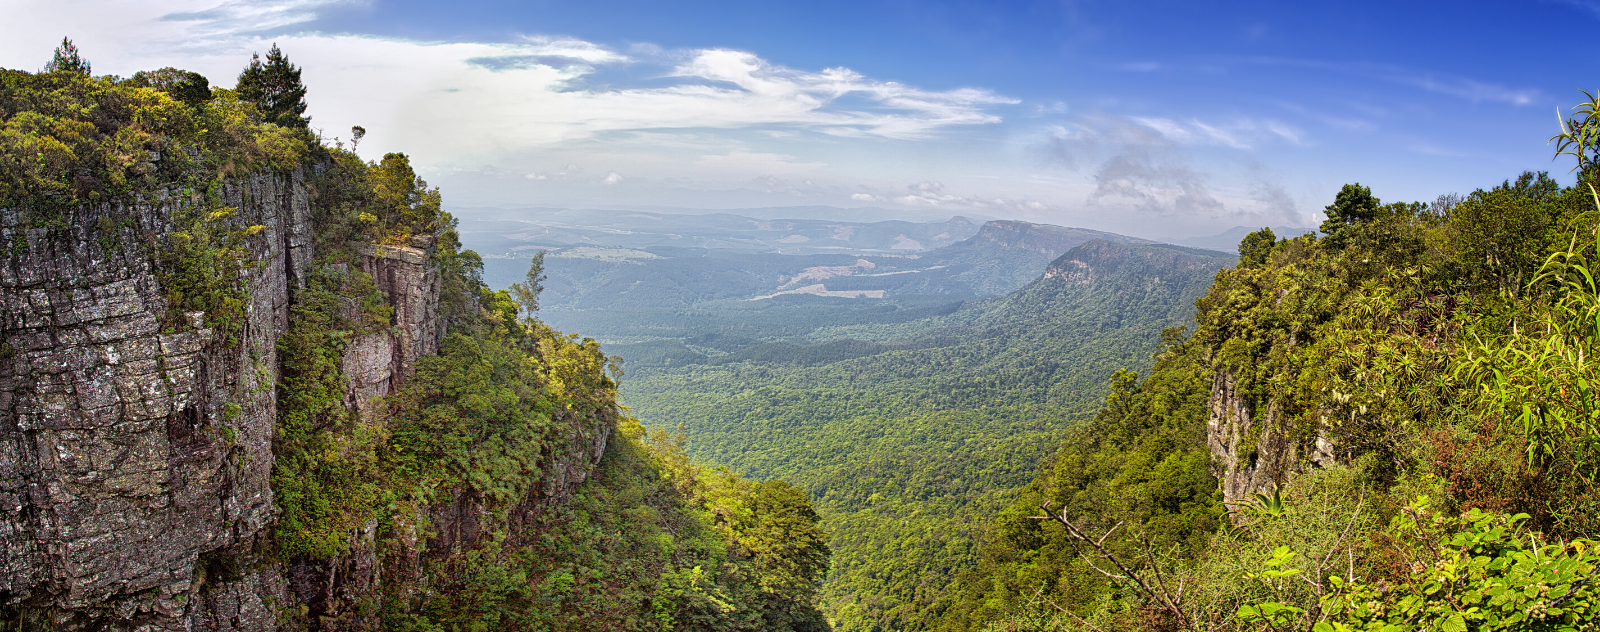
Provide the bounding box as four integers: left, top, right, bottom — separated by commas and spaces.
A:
515, 95, 1600, 629
9, 34, 1600, 632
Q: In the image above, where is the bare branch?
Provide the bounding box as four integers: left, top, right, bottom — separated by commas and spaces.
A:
1033, 586, 1107, 632
1040, 504, 1195, 630
1139, 530, 1183, 611
1552, 560, 1600, 608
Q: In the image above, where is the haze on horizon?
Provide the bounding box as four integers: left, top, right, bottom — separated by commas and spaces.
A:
2, 0, 1589, 241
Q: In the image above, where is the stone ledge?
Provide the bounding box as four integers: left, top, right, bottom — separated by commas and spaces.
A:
353, 241, 427, 266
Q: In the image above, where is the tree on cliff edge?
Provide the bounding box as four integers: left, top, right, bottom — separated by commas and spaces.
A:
236, 43, 309, 128
45, 37, 90, 75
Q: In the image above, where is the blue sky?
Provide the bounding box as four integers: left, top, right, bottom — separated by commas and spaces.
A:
3, 0, 1595, 239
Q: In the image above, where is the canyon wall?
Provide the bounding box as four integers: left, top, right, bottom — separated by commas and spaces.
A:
0, 170, 311, 630
0, 170, 612, 630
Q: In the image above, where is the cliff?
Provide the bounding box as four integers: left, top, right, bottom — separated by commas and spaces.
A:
1204, 369, 1336, 505
0, 170, 613, 630
0, 171, 311, 629
0, 61, 832, 632
341, 240, 441, 415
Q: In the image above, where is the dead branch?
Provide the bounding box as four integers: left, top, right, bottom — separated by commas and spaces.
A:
1035, 503, 1195, 630
1032, 586, 1108, 632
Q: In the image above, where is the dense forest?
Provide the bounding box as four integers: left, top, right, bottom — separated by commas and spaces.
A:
0, 40, 828, 631
624, 240, 1234, 631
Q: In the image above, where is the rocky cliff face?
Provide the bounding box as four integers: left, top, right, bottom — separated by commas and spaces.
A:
282, 237, 445, 630
0, 170, 615, 630
1205, 369, 1336, 507
340, 240, 441, 416
0, 170, 311, 630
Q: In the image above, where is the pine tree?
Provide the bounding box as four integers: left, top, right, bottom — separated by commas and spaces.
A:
44, 37, 90, 75
236, 43, 309, 128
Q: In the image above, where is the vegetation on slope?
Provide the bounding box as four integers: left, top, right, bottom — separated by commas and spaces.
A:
937, 92, 1600, 631
623, 241, 1233, 632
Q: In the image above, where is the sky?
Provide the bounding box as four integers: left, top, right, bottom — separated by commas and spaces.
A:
2, 0, 1595, 239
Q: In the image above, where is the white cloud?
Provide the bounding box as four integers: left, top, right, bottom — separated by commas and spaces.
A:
694, 151, 824, 176
1242, 57, 1541, 107
1398, 73, 1537, 106
851, 193, 878, 201
1128, 116, 1303, 149
892, 181, 1051, 213
0, 0, 1016, 173
1045, 114, 1309, 224
157, 0, 366, 39
604, 171, 624, 185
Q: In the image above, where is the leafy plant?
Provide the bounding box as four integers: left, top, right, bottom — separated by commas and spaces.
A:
1232, 486, 1289, 521
1240, 497, 1600, 632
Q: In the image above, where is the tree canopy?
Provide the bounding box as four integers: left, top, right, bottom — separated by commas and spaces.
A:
236, 43, 309, 128
44, 37, 89, 75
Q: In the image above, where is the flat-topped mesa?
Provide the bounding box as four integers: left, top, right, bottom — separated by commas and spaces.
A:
341, 236, 442, 414
969, 220, 1156, 257
1041, 239, 1224, 285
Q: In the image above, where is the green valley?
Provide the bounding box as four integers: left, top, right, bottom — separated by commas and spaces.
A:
491, 228, 1237, 631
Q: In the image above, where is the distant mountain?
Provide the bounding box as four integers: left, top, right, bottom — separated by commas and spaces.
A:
974, 240, 1236, 331
453, 206, 982, 257
1166, 225, 1318, 253
687, 205, 976, 223
472, 215, 1155, 302
963, 220, 1156, 255
889, 220, 1160, 297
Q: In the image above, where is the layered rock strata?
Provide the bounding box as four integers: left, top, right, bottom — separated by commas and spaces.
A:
340, 239, 440, 416
0, 171, 311, 630
0, 169, 617, 630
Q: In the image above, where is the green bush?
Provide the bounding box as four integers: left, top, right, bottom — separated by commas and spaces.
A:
1241, 497, 1600, 632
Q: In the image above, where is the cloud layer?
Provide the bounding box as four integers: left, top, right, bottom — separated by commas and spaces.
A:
4, 0, 1016, 169
8, 0, 1535, 239
1045, 114, 1317, 227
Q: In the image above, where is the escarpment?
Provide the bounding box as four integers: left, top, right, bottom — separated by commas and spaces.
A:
0, 58, 833, 632
0, 169, 615, 630
341, 240, 441, 415
0, 171, 311, 629
969, 220, 1154, 256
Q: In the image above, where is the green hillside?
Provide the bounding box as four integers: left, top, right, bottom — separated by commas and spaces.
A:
937, 108, 1600, 630
623, 240, 1234, 631
0, 50, 830, 631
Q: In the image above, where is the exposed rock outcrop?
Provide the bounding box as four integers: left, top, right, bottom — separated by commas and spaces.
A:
1205, 369, 1337, 508
0, 165, 618, 630
0, 170, 311, 630
340, 239, 441, 415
